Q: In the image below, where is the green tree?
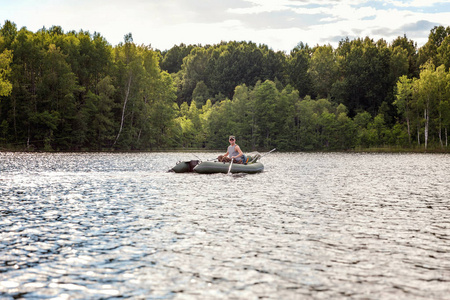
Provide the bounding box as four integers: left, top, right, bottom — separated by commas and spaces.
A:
261, 47, 287, 85
112, 33, 143, 148
6, 27, 44, 144
80, 76, 116, 149
179, 47, 210, 104
332, 37, 392, 116
296, 97, 319, 150
147, 71, 177, 148
112, 34, 176, 149
418, 26, 450, 67
205, 98, 234, 149
191, 80, 210, 107
367, 114, 389, 146
336, 108, 356, 149
0, 49, 12, 96
276, 85, 299, 150
391, 35, 418, 78
173, 114, 195, 148
252, 80, 279, 149
76, 31, 112, 94
39, 43, 81, 149
287, 42, 312, 97
413, 62, 437, 149
437, 35, 450, 71
207, 42, 266, 99
390, 46, 409, 81
354, 111, 372, 147
187, 100, 203, 147
230, 84, 253, 149
434, 65, 450, 147
0, 20, 17, 51
309, 45, 337, 98
161, 43, 196, 73
394, 75, 414, 144
318, 111, 337, 148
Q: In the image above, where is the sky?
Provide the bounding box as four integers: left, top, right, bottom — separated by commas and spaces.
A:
2, 0, 450, 52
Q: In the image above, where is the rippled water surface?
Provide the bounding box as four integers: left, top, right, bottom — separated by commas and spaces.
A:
1, 152, 449, 299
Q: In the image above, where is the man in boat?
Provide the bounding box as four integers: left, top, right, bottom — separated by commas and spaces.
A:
218, 136, 246, 164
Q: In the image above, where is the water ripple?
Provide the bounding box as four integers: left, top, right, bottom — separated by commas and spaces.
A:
0, 152, 449, 299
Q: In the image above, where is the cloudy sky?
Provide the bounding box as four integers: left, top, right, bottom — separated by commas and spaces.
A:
2, 0, 450, 52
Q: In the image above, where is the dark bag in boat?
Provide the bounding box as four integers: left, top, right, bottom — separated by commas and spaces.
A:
189, 160, 200, 171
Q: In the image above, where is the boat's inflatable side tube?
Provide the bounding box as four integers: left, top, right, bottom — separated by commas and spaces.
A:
194, 161, 264, 174
171, 160, 200, 173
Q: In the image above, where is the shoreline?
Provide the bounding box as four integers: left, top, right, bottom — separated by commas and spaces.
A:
1, 147, 449, 154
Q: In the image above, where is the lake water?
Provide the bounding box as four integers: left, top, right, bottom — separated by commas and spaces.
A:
0, 152, 449, 299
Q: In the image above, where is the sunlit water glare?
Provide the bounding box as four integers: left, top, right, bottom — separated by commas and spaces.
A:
1, 152, 449, 299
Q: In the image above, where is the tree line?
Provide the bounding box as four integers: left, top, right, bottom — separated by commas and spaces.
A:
1, 20, 450, 151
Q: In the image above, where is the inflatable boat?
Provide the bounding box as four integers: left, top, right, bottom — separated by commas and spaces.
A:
170, 154, 264, 174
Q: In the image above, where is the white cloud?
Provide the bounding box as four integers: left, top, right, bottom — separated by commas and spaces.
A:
387, 0, 448, 7
1, 0, 449, 51
229, 0, 303, 14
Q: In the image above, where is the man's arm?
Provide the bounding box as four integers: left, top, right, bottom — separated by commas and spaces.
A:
232, 146, 243, 158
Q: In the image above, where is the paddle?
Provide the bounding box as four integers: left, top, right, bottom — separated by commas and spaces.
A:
227, 158, 233, 174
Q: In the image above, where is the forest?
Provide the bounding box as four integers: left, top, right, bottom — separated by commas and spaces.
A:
1, 20, 450, 152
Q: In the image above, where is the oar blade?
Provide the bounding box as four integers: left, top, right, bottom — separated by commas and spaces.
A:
227, 159, 233, 174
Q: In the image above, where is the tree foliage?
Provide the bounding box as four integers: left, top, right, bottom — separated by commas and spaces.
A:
1, 20, 450, 152
0, 49, 13, 96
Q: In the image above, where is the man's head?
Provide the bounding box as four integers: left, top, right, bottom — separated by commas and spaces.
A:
229, 136, 235, 144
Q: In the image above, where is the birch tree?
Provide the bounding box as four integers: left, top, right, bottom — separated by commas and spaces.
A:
435, 65, 450, 147
394, 75, 413, 144
414, 62, 437, 149
113, 34, 135, 147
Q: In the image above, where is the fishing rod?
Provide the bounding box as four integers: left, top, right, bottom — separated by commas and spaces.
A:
192, 154, 219, 162
191, 153, 202, 161
260, 148, 277, 159
248, 148, 276, 163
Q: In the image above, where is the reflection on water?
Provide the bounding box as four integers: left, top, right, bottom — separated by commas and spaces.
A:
1, 152, 449, 299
